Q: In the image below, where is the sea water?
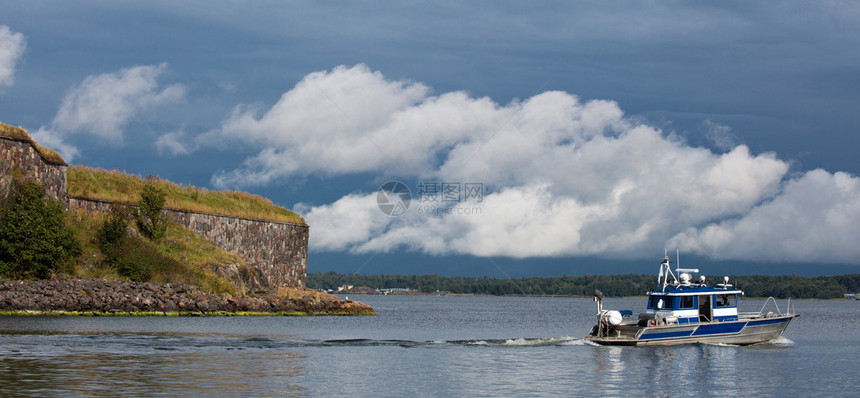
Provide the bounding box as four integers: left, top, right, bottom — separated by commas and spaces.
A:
0, 295, 857, 397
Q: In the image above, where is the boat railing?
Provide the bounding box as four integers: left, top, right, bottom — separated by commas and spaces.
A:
739, 297, 795, 319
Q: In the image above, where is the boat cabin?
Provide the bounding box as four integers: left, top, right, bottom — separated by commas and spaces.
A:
640, 255, 743, 325
644, 286, 742, 325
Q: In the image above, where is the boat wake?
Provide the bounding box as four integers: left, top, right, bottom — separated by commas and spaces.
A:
1, 331, 594, 353
314, 335, 794, 348
759, 336, 794, 345
701, 335, 795, 348
5, 332, 795, 355
769, 336, 794, 344
318, 336, 585, 348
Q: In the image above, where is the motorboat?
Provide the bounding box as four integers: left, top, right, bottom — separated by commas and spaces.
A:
584, 253, 798, 346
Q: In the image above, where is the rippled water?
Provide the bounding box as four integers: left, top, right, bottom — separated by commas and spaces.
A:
0, 295, 857, 396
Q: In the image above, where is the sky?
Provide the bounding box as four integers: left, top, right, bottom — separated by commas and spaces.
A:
1, 1, 859, 277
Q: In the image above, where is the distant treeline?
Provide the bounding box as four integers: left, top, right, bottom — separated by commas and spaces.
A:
307, 272, 860, 299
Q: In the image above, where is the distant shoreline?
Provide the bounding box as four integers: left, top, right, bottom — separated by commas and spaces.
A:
336, 292, 854, 300
311, 272, 858, 299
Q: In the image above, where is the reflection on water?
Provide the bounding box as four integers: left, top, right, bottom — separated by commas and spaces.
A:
592, 344, 743, 396
638, 345, 742, 396
594, 345, 625, 395
0, 333, 309, 397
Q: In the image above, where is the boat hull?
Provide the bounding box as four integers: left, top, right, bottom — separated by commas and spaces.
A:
585, 314, 798, 346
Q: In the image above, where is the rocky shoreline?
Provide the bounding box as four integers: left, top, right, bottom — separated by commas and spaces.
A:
0, 277, 375, 316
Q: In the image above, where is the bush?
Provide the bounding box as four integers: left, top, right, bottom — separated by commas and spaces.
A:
136, 183, 167, 240
103, 234, 191, 282
97, 204, 169, 281
0, 178, 81, 279
110, 239, 155, 282
97, 205, 131, 253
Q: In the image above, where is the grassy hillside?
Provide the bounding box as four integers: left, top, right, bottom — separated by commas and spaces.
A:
68, 166, 306, 225
66, 208, 243, 295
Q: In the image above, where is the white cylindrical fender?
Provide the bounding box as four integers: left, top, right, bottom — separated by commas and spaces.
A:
605, 310, 623, 326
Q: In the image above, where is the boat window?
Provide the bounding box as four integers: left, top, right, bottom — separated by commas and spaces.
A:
679, 295, 694, 309
648, 295, 665, 309
715, 294, 735, 308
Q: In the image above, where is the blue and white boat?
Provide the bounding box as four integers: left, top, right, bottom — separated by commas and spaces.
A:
585, 253, 798, 346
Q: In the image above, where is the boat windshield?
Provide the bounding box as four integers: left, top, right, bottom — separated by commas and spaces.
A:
648, 295, 668, 309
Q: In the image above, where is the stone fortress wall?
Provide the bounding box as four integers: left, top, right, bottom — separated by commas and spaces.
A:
1, 132, 308, 289
0, 133, 67, 202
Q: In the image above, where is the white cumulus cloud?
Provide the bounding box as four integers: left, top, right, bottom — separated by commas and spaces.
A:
53, 63, 185, 140
208, 63, 500, 187
0, 25, 26, 88
215, 64, 858, 264
668, 169, 860, 263
701, 119, 738, 151
155, 130, 191, 156
298, 193, 394, 252
32, 63, 186, 161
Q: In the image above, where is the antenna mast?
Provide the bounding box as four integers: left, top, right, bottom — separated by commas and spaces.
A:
659, 250, 675, 291
659, 250, 699, 291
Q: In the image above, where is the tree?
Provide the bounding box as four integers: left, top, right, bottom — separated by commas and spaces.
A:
0, 178, 81, 279
135, 183, 167, 240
